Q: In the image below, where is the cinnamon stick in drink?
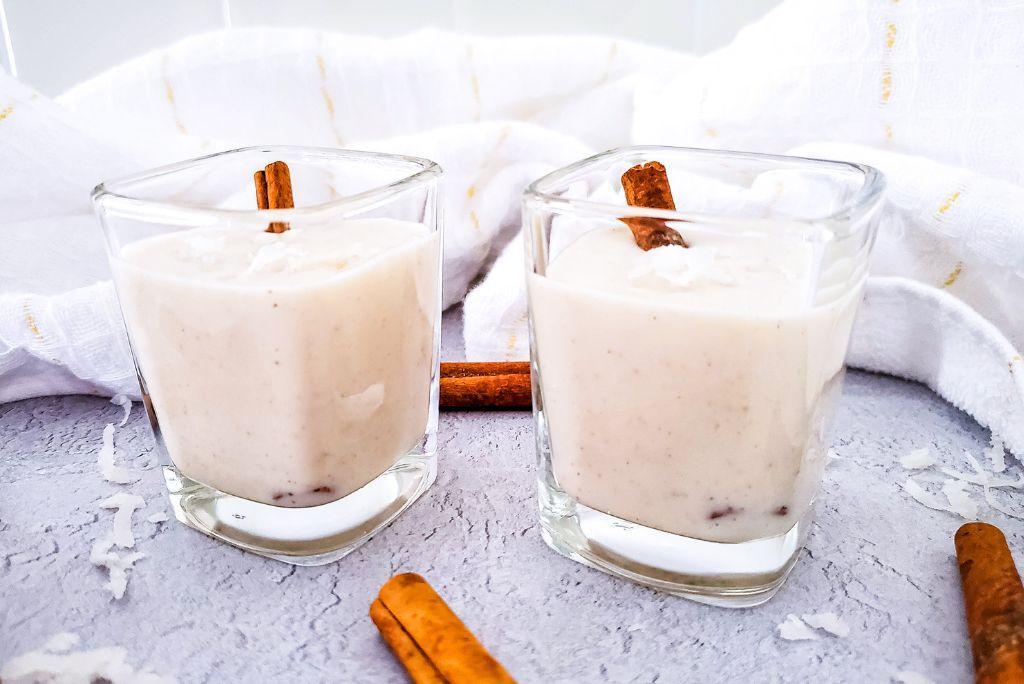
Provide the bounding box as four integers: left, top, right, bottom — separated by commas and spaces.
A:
253, 160, 294, 233
954, 522, 1024, 683
254, 170, 269, 210
373, 573, 515, 683
620, 161, 687, 250
440, 361, 531, 410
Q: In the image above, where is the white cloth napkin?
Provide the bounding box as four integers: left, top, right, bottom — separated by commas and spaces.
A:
0, 0, 1022, 457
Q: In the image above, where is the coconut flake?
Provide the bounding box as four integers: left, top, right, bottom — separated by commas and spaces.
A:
147, 512, 169, 524
940, 467, 989, 487
941, 479, 979, 520
628, 245, 736, 290
801, 612, 850, 638
983, 486, 1024, 520
245, 241, 309, 275
985, 436, 1007, 473
940, 466, 1024, 489
901, 479, 951, 513
97, 423, 134, 485
902, 477, 978, 520
988, 473, 1024, 489
90, 537, 145, 600
900, 448, 935, 470
777, 614, 819, 641
98, 493, 145, 548
1, 634, 175, 683
964, 450, 987, 475
893, 671, 935, 684
110, 394, 132, 427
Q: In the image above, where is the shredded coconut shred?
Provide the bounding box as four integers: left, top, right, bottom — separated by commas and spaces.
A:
777, 612, 850, 641
89, 395, 168, 600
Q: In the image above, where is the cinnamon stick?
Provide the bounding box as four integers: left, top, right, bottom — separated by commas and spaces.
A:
374, 573, 515, 683
253, 160, 294, 233
254, 170, 269, 210
370, 599, 445, 684
620, 161, 687, 250
955, 522, 1024, 683
440, 362, 531, 410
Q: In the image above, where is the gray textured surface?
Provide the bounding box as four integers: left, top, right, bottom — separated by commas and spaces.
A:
2, 315, 1022, 683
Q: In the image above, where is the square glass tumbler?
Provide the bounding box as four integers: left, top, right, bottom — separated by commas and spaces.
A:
524, 146, 884, 606
93, 146, 443, 565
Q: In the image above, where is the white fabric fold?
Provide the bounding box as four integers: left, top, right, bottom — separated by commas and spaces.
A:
0, 282, 136, 402
849, 277, 1024, 454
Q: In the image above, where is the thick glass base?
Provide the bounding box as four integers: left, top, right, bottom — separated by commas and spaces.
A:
538, 482, 808, 607
164, 452, 436, 566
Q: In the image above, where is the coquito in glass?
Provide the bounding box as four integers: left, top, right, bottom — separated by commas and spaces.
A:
525, 146, 884, 605
94, 147, 443, 565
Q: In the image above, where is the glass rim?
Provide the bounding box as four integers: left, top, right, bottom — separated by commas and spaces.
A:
523, 145, 886, 229
92, 145, 442, 223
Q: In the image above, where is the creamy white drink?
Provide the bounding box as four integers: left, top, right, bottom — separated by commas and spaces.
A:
529, 225, 858, 543
112, 219, 439, 507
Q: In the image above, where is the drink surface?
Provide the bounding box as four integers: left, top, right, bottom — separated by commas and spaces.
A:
530, 225, 857, 542
113, 218, 439, 507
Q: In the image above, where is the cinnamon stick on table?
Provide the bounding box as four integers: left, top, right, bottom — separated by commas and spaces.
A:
253, 160, 294, 233
440, 362, 531, 410
620, 161, 688, 250
371, 573, 516, 684
370, 599, 445, 684
954, 522, 1024, 683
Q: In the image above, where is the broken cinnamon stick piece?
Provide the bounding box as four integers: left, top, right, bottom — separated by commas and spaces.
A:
621, 161, 687, 250
253, 160, 294, 233
440, 362, 531, 410
375, 573, 516, 684
954, 522, 1024, 684
370, 599, 446, 684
